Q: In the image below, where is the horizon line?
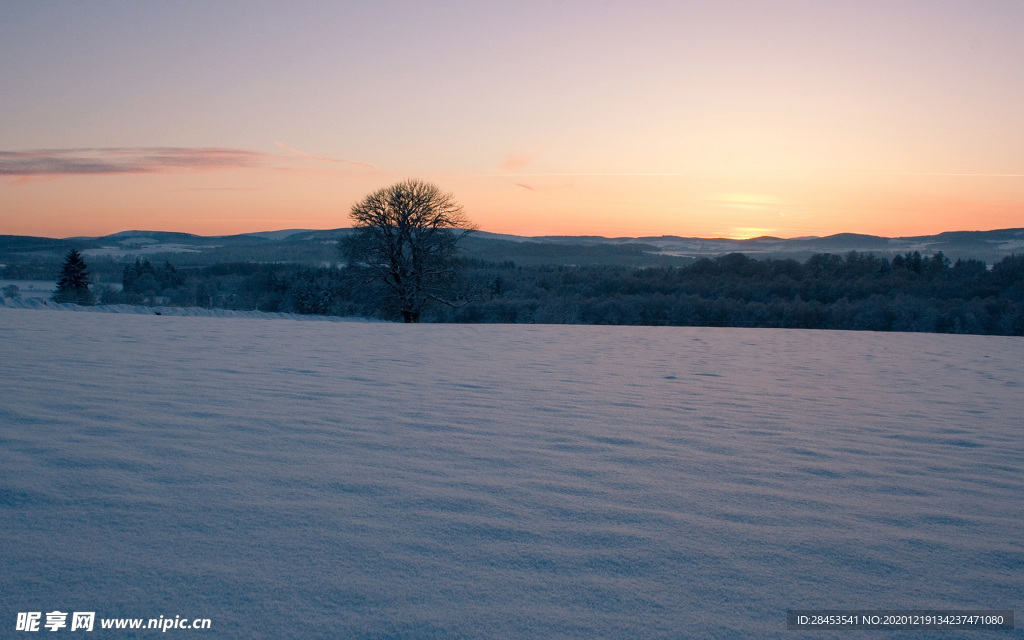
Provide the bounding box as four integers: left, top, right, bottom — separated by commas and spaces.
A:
7, 224, 1020, 243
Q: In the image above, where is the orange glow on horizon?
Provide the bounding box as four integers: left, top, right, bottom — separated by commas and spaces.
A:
2, 163, 1023, 240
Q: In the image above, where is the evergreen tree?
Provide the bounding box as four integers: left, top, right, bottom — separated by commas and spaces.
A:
53, 249, 94, 305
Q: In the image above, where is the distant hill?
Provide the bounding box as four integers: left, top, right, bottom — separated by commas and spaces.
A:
2, 227, 1022, 274
524, 228, 1024, 264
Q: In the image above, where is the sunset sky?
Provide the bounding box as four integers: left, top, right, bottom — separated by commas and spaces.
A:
2, 1, 1023, 239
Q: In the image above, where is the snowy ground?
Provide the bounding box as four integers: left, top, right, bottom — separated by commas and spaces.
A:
0, 297, 377, 321
0, 280, 57, 301
1, 306, 1021, 639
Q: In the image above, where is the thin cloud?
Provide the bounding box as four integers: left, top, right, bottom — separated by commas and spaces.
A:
0, 147, 265, 176
890, 172, 1024, 177
708, 193, 787, 211
511, 180, 574, 193
274, 141, 377, 169
477, 172, 691, 177
500, 153, 534, 171
177, 187, 261, 192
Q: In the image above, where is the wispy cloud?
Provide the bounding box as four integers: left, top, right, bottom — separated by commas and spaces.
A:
177, 187, 261, 192
500, 153, 534, 172
477, 172, 691, 177
0, 147, 265, 176
885, 172, 1024, 177
510, 180, 574, 193
274, 141, 377, 169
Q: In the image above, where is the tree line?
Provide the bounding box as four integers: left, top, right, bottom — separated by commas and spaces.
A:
437, 251, 1024, 334
48, 246, 1024, 335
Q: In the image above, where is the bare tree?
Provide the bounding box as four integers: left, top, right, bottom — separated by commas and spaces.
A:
340, 180, 475, 322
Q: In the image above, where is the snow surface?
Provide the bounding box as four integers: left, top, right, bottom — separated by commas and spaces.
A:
1, 306, 1021, 639
0, 280, 56, 301
82, 244, 210, 258
0, 297, 377, 321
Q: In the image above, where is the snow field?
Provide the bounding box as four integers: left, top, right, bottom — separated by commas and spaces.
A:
1, 306, 1021, 638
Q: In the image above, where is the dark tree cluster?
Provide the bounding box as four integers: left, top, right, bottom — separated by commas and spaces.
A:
95, 261, 377, 317
63, 241, 1024, 335
52, 249, 94, 305
434, 251, 1024, 335
118, 259, 186, 303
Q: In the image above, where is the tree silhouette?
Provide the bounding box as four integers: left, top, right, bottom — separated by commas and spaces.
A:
340, 179, 475, 322
53, 249, 94, 305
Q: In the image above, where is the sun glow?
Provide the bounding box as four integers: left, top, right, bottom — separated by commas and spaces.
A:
726, 227, 778, 239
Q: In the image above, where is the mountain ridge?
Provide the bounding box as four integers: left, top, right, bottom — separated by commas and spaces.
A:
2, 227, 1022, 267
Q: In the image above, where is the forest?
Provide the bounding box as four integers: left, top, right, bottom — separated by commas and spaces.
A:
59, 250, 1024, 335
